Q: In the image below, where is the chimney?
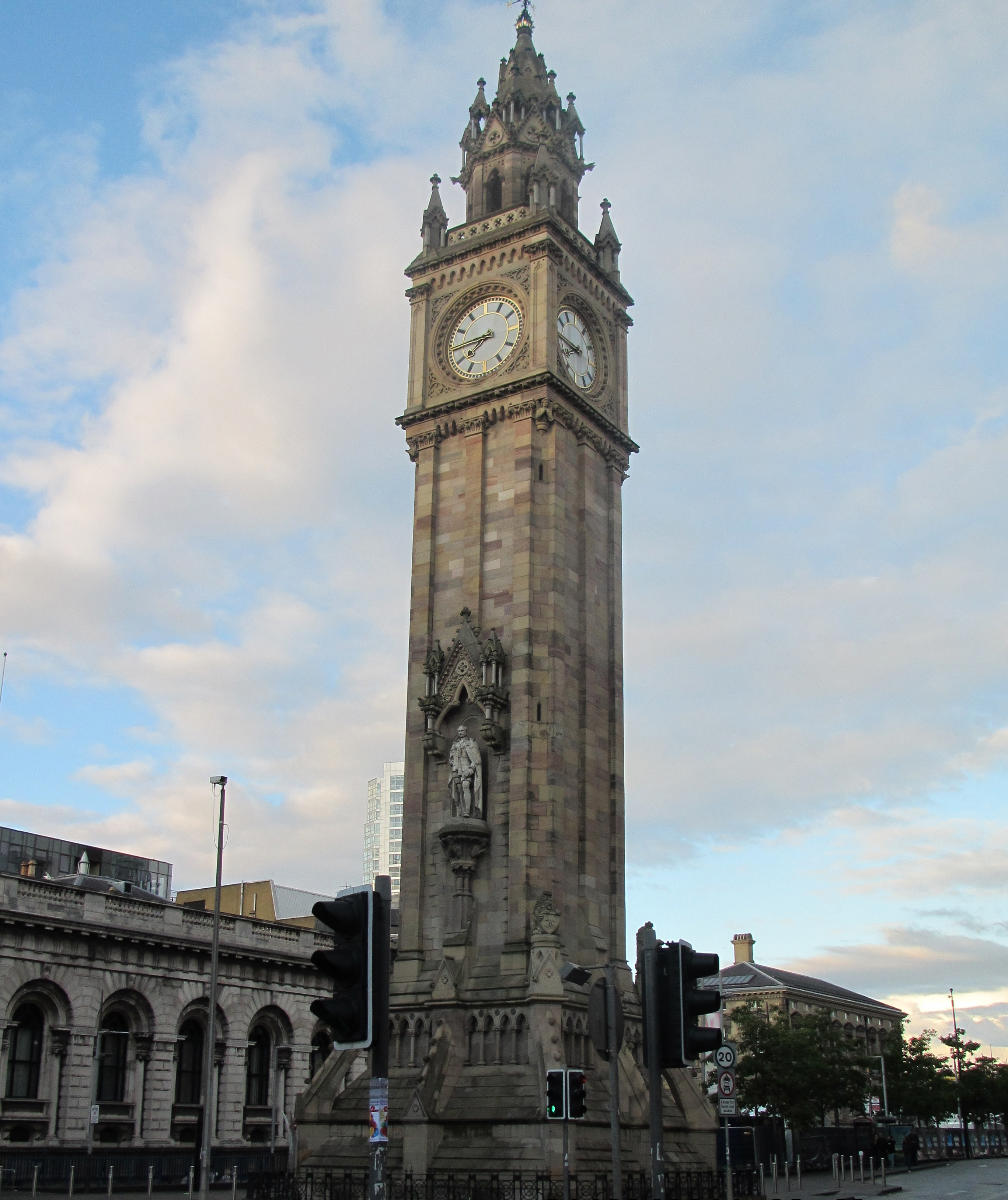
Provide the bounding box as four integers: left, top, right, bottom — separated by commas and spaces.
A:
732, 932, 755, 964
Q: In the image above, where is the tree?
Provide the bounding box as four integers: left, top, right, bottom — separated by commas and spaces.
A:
732, 1004, 869, 1133
885, 1026, 957, 1124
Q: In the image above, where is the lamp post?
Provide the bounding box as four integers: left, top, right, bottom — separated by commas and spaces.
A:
561, 960, 623, 1200
949, 988, 969, 1158
199, 776, 227, 1200
872, 1055, 888, 1117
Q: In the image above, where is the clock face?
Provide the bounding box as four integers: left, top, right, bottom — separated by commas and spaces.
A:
557, 307, 597, 389
448, 296, 523, 378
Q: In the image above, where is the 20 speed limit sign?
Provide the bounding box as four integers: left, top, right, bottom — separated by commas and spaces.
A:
714, 1044, 737, 1070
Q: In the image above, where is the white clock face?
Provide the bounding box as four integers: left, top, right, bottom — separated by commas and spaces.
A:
449, 296, 523, 378
557, 307, 597, 389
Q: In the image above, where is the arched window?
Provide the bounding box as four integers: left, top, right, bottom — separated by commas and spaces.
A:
245, 1027, 271, 1106
175, 1019, 203, 1105
5, 1003, 44, 1099
97, 1011, 130, 1102
485, 171, 502, 215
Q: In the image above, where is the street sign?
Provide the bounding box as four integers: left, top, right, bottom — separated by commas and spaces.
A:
717, 1070, 736, 1098
718, 1097, 737, 1116
714, 1043, 737, 1070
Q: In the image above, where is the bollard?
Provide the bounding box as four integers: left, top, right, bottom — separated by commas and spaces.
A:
232, 1164, 238, 1200
187, 1164, 194, 1200
832, 1152, 839, 1184
759, 1164, 765, 1196
858, 1149, 865, 1183
771, 1155, 778, 1194
107, 1164, 114, 1199
784, 1160, 790, 1192
68, 1163, 75, 1200
147, 1164, 154, 1200
796, 1157, 801, 1190
881, 1157, 887, 1188
34, 1164, 41, 1198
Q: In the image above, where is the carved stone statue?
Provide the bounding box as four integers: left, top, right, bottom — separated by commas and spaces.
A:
448, 725, 483, 819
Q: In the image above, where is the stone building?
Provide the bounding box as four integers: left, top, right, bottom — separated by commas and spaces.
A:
716, 934, 904, 1048
0, 867, 330, 1169
297, 4, 715, 1178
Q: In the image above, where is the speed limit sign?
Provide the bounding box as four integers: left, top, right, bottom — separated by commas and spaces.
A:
714, 1043, 737, 1070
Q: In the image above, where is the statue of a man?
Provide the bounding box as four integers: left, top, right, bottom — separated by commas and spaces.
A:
448, 725, 483, 819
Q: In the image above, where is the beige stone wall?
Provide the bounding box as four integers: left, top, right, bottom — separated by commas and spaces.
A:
0, 873, 322, 1150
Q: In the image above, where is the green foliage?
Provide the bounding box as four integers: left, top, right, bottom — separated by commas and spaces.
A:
884, 1026, 957, 1124
732, 1004, 870, 1132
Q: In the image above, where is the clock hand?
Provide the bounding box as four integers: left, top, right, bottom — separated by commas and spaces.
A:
558, 333, 581, 354
455, 329, 495, 353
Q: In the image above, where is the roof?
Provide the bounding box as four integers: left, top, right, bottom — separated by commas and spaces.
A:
271, 883, 335, 920
713, 960, 904, 1017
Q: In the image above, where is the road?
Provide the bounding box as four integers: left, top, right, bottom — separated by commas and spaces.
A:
888, 1159, 1008, 1199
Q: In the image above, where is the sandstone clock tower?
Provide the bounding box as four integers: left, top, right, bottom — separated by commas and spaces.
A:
299, 6, 715, 1176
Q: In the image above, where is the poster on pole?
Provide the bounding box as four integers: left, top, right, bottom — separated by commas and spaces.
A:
369, 1078, 389, 1143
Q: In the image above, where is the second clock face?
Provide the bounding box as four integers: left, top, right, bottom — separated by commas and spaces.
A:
448, 296, 523, 378
557, 307, 597, 389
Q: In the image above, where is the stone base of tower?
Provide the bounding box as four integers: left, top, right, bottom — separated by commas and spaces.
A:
295, 1006, 717, 1178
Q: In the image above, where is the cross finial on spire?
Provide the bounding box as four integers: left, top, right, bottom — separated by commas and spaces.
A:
431, 173, 441, 187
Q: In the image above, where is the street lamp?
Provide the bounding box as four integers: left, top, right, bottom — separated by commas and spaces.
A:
561, 960, 623, 1200
871, 1055, 888, 1117
199, 776, 227, 1200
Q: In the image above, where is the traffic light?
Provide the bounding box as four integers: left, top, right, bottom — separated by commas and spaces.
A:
310, 887, 374, 1049
679, 942, 722, 1061
567, 1069, 587, 1119
546, 1069, 565, 1119
654, 939, 722, 1067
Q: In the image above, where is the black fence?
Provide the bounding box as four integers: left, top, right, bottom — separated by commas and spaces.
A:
0, 1147, 286, 1192
249, 1168, 763, 1200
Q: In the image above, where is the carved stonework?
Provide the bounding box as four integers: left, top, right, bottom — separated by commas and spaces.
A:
532, 891, 561, 935
437, 818, 491, 942
418, 609, 509, 761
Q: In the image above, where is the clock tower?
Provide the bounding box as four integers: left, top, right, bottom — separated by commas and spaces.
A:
298, 5, 715, 1177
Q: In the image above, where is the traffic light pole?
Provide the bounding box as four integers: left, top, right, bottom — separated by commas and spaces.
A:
637, 924, 665, 1200
368, 875, 391, 1200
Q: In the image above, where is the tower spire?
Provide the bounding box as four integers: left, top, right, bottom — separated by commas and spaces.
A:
451, 8, 589, 228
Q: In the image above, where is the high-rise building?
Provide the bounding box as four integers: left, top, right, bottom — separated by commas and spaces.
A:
363, 761, 404, 905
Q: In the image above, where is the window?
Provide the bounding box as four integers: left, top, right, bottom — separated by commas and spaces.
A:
174, 1019, 203, 1105
5, 1003, 43, 1099
97, 1011, 130, 1102
245, 1027, 271, 1106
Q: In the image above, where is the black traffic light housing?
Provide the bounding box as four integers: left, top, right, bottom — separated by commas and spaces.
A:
567, 1069, 587, 1119
310, 886, 374, 1049
546, 1069, 565, 1119
654, 939, 722, 1067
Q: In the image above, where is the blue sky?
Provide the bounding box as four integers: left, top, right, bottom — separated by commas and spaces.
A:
2, 0, 1007, 1059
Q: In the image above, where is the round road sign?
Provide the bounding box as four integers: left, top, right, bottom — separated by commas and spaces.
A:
714, 1044, 737, 1070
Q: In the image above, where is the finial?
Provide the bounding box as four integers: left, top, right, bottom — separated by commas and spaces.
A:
566, 92, 576, 104
431, 173, 442, 187
477, 77, 486, 90
514, 0, 533, 33
601, 198, 611, 213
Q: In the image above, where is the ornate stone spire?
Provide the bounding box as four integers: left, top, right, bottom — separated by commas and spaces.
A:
594, 197, 622, 280
451, 11, 591, 227
420, 173, 448, 253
